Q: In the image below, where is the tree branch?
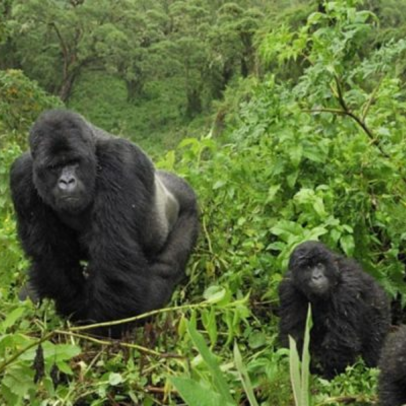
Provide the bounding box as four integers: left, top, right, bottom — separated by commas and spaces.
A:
307, 76, 391, 159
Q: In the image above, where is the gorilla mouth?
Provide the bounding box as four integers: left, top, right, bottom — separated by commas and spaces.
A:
56, 195, 86, 212
309, 282, 329, 296
60, 196, 79, 201
58, 195, 81, 205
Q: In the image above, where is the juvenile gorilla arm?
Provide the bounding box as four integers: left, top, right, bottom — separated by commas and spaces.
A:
278, 273, 309, 351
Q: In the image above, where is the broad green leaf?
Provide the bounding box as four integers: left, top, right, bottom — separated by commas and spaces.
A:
109, 372, 124, 386
170, 377, 226, 406
203, 285, 226, 303
1, 307, 25, 331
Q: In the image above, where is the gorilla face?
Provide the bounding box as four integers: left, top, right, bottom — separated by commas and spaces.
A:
30, 110, 97, 213
289, 241, 340, 300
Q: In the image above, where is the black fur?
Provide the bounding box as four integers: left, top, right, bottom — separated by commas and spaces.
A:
10, 109, 199, 336
378, 325, 406, 406
278, 241, 390, 379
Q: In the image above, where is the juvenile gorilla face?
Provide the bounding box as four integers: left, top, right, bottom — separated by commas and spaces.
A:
30, 111, 97, 213
289, 241, 339, 300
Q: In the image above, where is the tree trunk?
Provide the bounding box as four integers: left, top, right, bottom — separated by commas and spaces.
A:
185, 88, 202, 119
58, 72, 77, 102
126, 79, 144, 103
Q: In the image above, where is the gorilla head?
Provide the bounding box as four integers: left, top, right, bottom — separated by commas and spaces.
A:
289, 241, 339, 300
29, 110, 97, 213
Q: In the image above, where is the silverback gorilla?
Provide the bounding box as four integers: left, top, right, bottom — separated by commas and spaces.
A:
378, 325, 406, 406
10, 109, 199, 336
278, 241, 390, 379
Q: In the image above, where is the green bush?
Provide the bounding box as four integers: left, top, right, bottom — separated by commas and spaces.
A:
0, 69, 62, 147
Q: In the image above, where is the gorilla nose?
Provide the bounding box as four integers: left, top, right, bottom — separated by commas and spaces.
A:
59, 177, 77, 191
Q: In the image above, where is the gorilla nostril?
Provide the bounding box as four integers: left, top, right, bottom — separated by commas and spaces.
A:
59, 177, 76, 190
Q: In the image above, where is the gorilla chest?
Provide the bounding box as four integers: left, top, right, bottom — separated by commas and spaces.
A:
57, 210, 92, 258
58, 211, 89, 232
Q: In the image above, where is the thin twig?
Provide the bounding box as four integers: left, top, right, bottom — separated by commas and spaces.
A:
305, 107, 390, 159
307, 75, 391, 160
316, 394, 375, 405
361, 77, 383, 121
69, 302, 211, 332
54, 330, 163, 357
202, 215, 213, 254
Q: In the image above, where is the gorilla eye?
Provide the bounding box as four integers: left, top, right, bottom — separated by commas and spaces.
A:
65, 159, 79, 167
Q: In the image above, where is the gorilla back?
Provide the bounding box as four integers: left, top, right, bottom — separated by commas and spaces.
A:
10, 109, 199, 336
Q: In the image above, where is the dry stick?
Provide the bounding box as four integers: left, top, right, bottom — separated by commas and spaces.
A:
54, 330, 164, 357
0, 303, 209, 372
69, 302, 211, 332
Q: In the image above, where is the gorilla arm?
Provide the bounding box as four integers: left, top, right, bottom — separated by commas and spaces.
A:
10, 153, 87, 316
278, 273, 309, 351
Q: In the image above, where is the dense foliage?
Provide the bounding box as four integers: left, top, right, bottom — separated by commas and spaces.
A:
1, 0, 406, 405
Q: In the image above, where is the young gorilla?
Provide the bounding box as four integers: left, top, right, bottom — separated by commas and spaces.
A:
278, 241, 390, 379
10, 109, 199, 336
378, 325, 406, 406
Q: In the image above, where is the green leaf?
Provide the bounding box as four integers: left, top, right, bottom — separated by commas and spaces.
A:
170, 377, 225, 406
187, 321, 234, 404
2, 363, 36, 398
248, 331, 266, 349
1, 307, 25, 331
233, 343, 259, 406
109, 372, 124, 386
203, 285, 226, 303
266, 185, 281, 203
56, 360, 74, 375
288, 305, 313, 406
201, 307, 218, 346
288, 335, 301, 406
340, 234, 355, 256
53, 344, 81, 361
301, 305, 312, 406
